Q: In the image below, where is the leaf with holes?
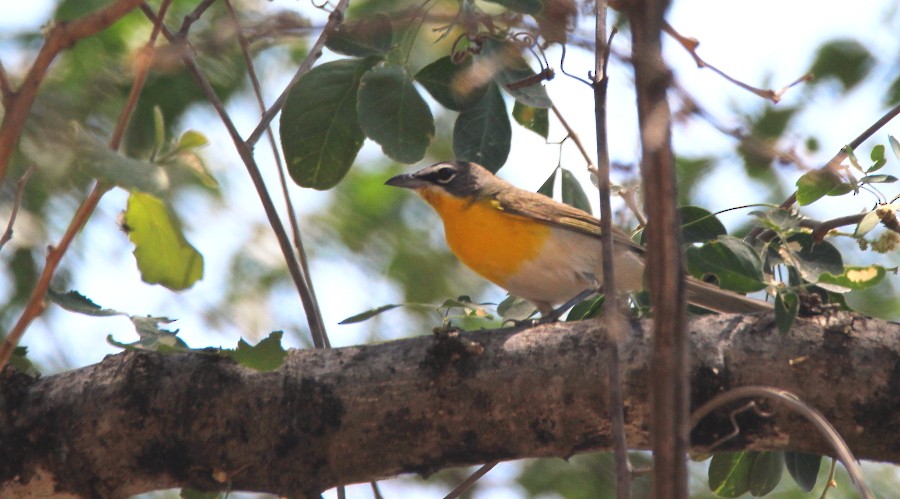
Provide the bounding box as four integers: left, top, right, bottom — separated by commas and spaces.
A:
686, 236, 766, 293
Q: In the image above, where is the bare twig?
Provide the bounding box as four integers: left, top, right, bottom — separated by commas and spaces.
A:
178, 0, 218, 36
443, 462, 497, 499
0, 0, 172, 371
748, 102, 900, 241
690, 386, 874, 499
0, 163, 36, 251
592, 2, 630, 497
550, 104, 595, 171
138, 1, 338, 348
0, 0, 145, 184
663, 21, 811, 104
221, 0, 328, 341
245, 0, 351, 147
0, 59, 12, 107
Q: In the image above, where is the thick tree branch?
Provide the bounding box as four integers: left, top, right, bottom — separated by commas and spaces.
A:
2, 312, 899, 498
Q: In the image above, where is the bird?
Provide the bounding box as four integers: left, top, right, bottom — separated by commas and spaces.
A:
385, 160, 772, 318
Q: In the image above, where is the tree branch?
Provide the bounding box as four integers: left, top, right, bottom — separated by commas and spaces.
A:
2, 313, 898, 497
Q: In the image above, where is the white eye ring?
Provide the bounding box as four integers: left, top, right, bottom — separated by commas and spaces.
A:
435, 167, 456, 183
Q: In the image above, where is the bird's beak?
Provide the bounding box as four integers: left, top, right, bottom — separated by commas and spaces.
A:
385, 172, 425, 189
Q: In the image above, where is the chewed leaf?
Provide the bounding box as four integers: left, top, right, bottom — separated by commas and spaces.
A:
224, 331, 288, 372
125, 192, 204, 290
817, 265, 886, 292
686, 236, 766, 293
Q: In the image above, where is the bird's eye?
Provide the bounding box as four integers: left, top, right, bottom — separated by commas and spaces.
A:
435, 166, 456, 183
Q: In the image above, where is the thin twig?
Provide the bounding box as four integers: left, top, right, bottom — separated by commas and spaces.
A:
178, 0, 219, 36
0, 163, 36, 251
139, 2, 338, 348
747, 102, 900, 242
0, 0, 145, 184
550, 104, 595, 171
663, 21, 811, 104
369, 481, 384, 499
0, 0, 172, 371
245, 0, 351, 147
0, 59, 12, 107
443, 462, 498, 499
593, 3, 630, 497
222, 0, 328, 341
690, 386, 874, 499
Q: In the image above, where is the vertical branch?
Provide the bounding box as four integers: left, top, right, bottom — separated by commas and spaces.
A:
220, 0, 328, 343
627, 0, 688, 496
592, 1, 630, 497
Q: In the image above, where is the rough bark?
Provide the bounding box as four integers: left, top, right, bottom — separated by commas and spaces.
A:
1, 312, 898, 498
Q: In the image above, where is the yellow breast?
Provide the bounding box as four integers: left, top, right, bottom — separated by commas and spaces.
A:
418, 188, 551, 287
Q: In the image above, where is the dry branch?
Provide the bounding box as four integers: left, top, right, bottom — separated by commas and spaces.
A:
2, 312, 898, 497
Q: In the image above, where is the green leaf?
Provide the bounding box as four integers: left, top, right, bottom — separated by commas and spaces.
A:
482, 39, 551, 109
680, 206, 727, 244
774, 291, 799, 335
339, 304, 402, 324
817, 265, 886, 292
785, 452, 821, 492
889, 135, 900, 161
47, 289, 124, 317
107, 316, 190, 353
808, 39, 874, 91
175, 130, 209, 151
453, 83, 511, 172
497, 294, 537, 321
560, 168, 591, 214
124, 192, 203, 290
782, 233, 843, 284
358, 64, 435, 163
686, 236, 766, 293
860, 174, 897, 185
868, 144, 886, 172
537, 169, 556, 197
71, 123, 170, 195
512, 101, 549, 138
566, 295, 604, 321
153, 106, 166, 156
708, 452, 752, 497
415, 56, 489, 111
748, 451, 784, 496
225, 331, 288, 372
483, 0, 543, 15
845, 145, 863, 170
795, 169, 847, 205
9, 346, 37, 375
325, 13, 392, 57
280, 57, 378, 190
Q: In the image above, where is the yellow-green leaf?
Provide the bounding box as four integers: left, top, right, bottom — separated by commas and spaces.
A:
124, 192, 203, 290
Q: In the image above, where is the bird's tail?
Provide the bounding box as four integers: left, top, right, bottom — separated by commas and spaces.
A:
685, 278, 772, 314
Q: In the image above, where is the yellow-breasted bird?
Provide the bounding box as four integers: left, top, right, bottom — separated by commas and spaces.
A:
385, 160, 772, 317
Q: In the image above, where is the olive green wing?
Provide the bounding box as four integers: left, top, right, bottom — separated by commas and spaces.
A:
491, 188, 644, 253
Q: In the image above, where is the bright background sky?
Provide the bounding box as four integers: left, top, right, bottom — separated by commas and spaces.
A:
2, 0, 899, 497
